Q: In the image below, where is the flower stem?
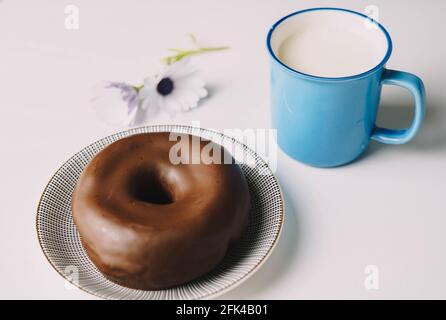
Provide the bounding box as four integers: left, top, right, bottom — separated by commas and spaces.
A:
133, 84, 144, 92
161, 45, 230, 65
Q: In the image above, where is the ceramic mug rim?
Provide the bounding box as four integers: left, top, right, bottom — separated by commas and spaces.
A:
266, 7, 393, 81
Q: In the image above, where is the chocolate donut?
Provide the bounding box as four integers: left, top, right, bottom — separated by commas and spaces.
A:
72, 132, 250, 290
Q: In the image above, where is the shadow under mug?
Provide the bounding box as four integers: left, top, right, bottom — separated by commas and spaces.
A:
267, 8, 426, 167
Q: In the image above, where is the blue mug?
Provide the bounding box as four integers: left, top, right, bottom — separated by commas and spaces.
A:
267, 8, 425, 167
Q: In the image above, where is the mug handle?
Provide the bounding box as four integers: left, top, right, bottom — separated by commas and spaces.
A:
371, 69, 426, 144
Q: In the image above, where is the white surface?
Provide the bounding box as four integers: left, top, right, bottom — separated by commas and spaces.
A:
273, 9, 388, 77
0, 0, 445, 299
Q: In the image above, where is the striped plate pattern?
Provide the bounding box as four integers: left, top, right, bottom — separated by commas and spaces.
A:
36, 125, 284, 300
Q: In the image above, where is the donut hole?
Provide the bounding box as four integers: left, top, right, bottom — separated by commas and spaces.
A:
129, 170, 173, 205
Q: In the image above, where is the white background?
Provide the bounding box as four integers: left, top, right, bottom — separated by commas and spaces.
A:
1, 0, 445, 299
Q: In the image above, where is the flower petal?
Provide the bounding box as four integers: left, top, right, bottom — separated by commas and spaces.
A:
143, 76, 157, 90
163, 58, 198, 81
140, 90, 160, 111
171, 89, 201, 111
175, 76, 205, 89
126, 103, 139, 125
146, 95, 162, 117
139, 87, 156, 104
175, 81, 208, 100
162, 57, 188, 75
162, 95, 183, 115
170, 65, 197, 81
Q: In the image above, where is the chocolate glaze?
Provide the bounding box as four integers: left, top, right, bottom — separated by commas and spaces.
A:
72, 133, 250, 290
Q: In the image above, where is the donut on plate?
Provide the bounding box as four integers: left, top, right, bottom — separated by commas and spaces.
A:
72, 132, 250, 290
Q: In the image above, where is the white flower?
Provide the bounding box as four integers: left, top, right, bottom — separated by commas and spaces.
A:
91, 82, 139, 126
139, 58, 207, 116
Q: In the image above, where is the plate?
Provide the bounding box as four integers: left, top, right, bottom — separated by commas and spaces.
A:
36, 125, 284, 300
